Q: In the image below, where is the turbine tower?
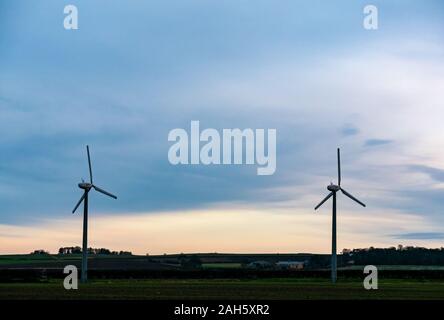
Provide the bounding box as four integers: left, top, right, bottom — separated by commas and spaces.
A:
314, 148, 365, 283
72, 145, 117, 283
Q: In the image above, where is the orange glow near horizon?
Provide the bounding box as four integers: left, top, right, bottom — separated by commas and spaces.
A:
0, 208, 440, 255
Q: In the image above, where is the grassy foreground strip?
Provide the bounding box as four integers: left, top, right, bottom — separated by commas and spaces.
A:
1, 278, 443, 300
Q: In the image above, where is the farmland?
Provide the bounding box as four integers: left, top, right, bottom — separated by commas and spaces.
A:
1, 253, 444, 300
1, 278, 444, 300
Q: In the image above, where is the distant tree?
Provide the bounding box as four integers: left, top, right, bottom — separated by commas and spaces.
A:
58, 246, 120, 255
31, 249, 49, 255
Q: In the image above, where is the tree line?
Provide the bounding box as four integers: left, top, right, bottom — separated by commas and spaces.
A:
341, 245, 444, 266
30, 245, 444, 266
57, 246, 132, 255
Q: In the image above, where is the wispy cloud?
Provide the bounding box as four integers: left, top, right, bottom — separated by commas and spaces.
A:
340, 124, 359, 137
409, 165, 444, 182
364, 139, 393, 147
391, 232, 444, 240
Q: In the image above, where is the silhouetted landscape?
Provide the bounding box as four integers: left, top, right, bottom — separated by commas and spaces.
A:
2, 245, 444, 275
2, 246, 444, 300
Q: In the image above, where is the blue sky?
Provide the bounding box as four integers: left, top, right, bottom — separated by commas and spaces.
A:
1, 1, 444, 253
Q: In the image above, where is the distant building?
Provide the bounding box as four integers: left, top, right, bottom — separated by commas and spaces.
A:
275, 261, 306, 270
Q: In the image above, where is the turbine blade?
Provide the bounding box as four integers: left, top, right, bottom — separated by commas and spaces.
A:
314, 192, 334, 210
337, 148, 341, 186
72, 193, 86, 213
340, 188, 366, 207
93, 185, 117, 199
87, 145, 93, 184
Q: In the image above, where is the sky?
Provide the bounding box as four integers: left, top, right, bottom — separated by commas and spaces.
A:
1, 0, 444, 254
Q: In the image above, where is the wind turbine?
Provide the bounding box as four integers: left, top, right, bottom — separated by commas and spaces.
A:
314, 148, 365, 283
72, 145, 117, 283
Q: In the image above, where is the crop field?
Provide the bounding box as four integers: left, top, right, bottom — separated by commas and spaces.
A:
1, 278, 444, 300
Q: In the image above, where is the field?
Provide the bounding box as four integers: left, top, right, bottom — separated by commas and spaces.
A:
1, 254, 444, 300
1, 278, 444, 300
0, 254, 178, 270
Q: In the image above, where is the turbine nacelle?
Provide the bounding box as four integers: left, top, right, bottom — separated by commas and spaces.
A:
78, 182, 92, 190
327, 184, 340, 192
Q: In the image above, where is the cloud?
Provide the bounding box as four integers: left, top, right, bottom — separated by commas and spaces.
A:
409, 165, 444, 182
340, 124, 359, 137
364, 139, 393, 147
391, 232, 444, 240
1, 40, 443, 226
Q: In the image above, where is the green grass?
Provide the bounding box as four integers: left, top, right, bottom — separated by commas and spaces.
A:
0, 254, 60, 265
1, 278, 443, 300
